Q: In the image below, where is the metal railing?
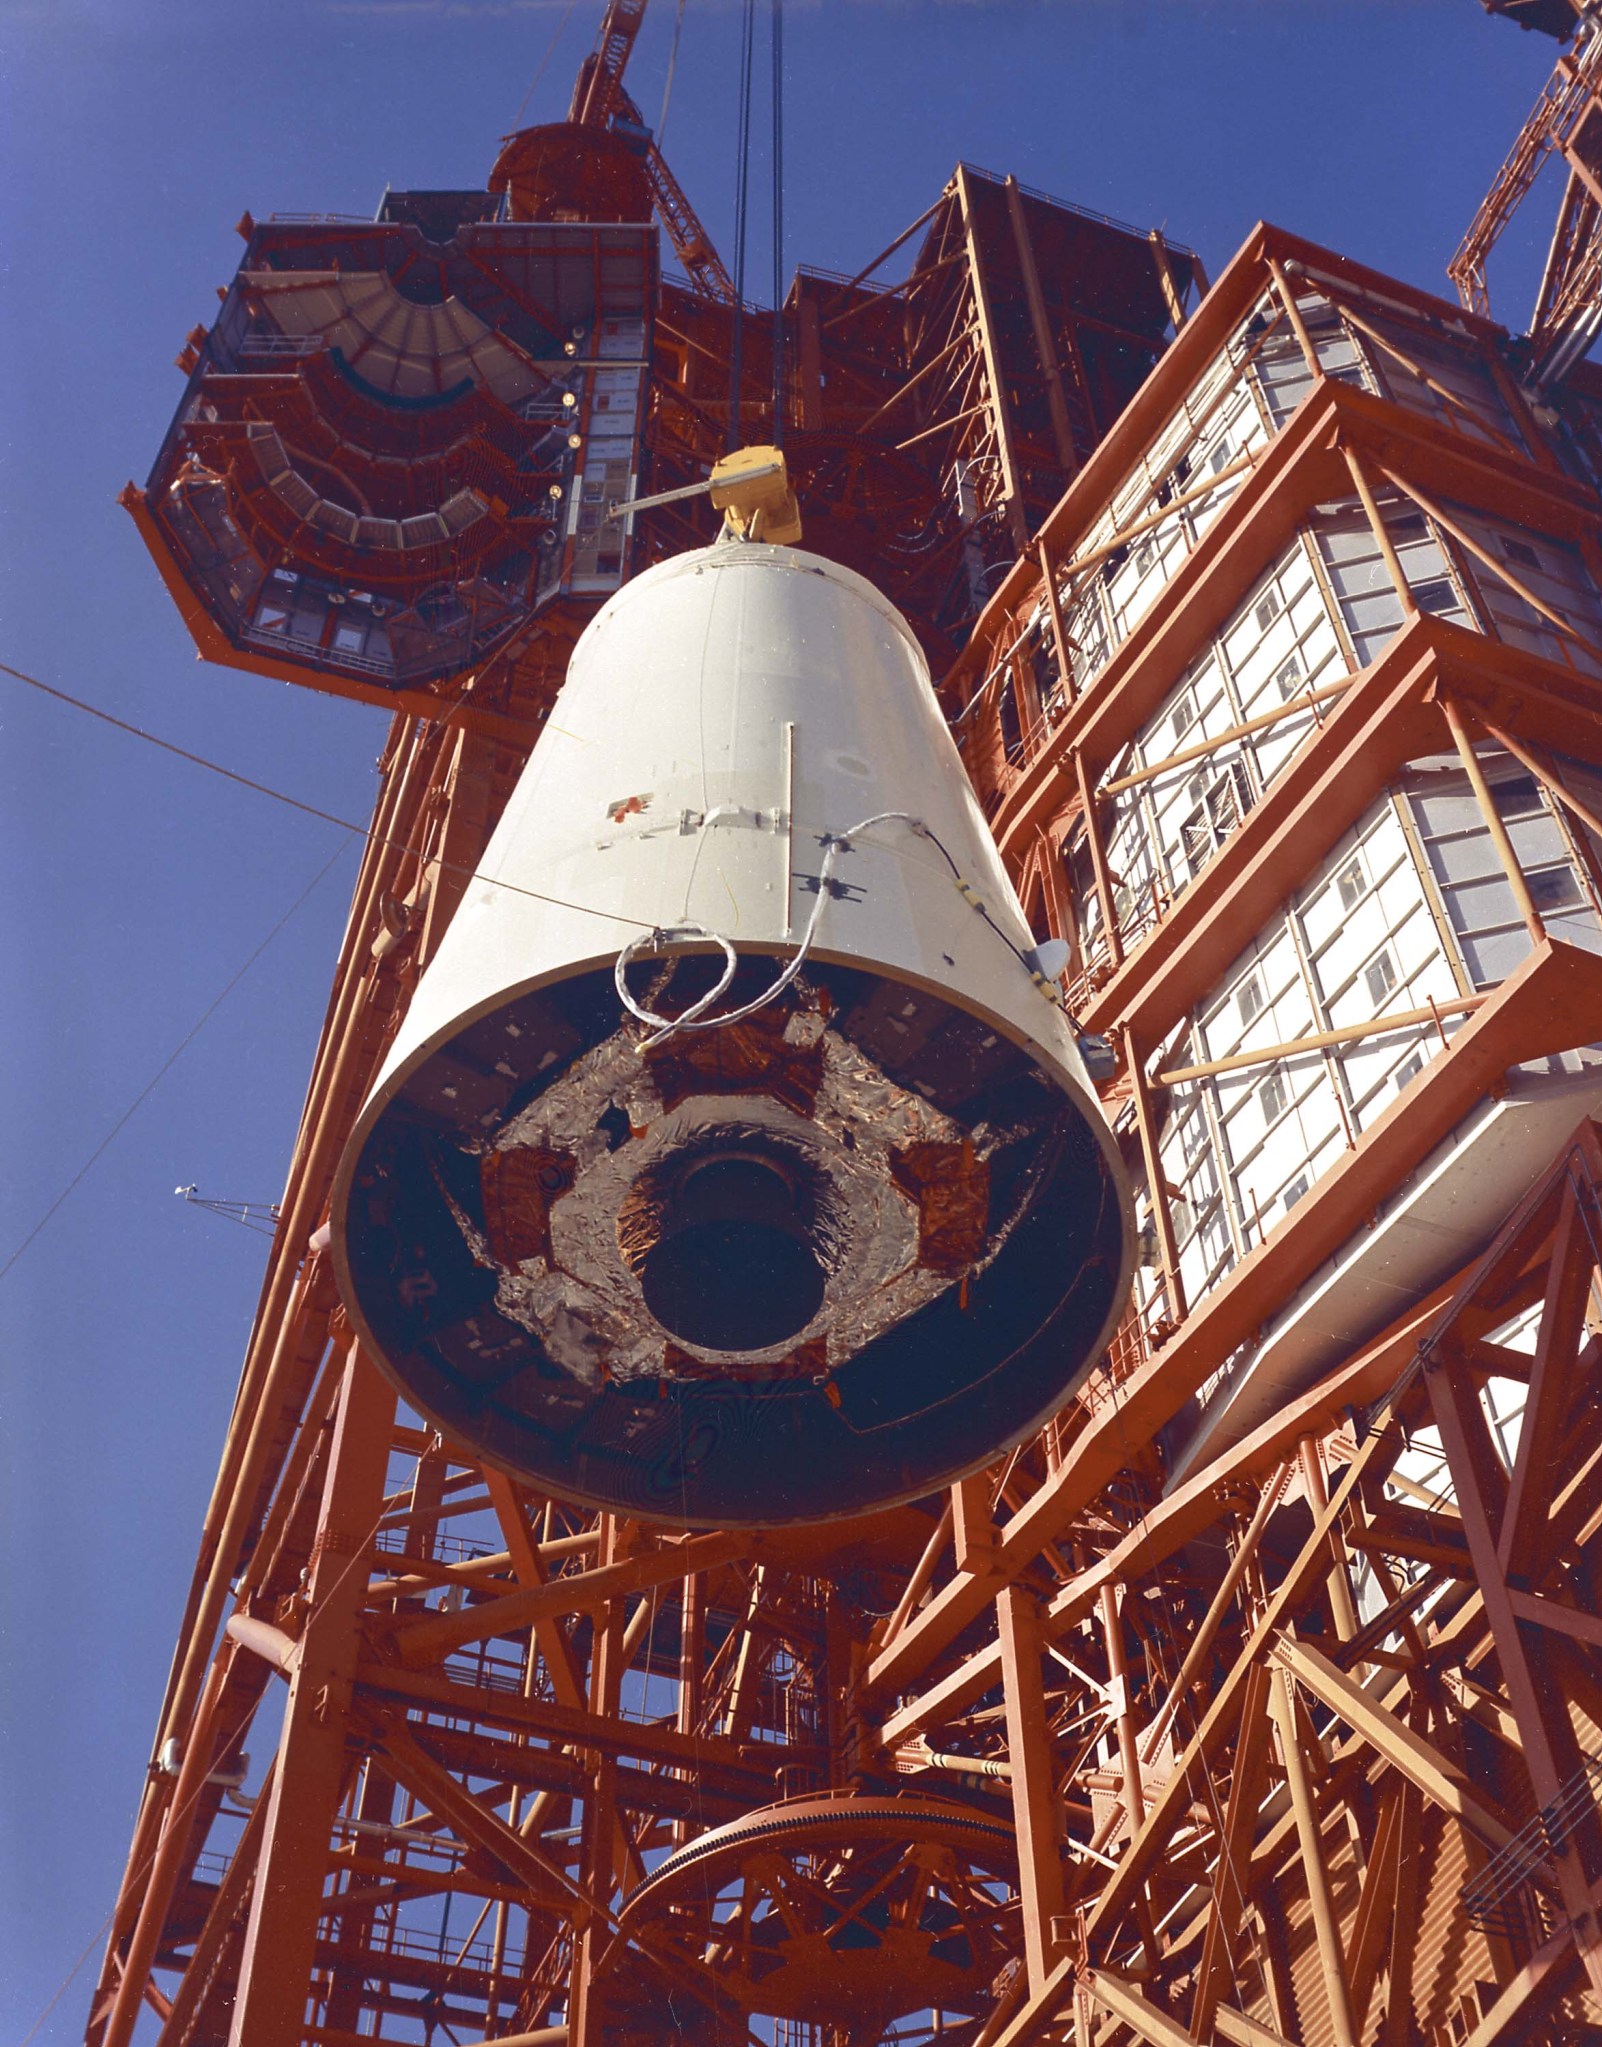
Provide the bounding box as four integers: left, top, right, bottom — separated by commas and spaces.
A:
235, 333, 325, 359
1061, 1302, 1157, 1434
317, 1913, 525, 1981
373, 1527, 493, 1565
961, 161, 1200, 257
242, 624, 396, 680
441, 1641, 532, 1697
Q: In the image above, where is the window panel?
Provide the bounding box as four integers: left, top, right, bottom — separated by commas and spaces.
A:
1111, 538, 1353, 907
1252, 293, 1368, 427
1136, 741, 1602, 1312
1444, 506, 1602, 673
1364, 950, 1397, 1004
1407, 755, 1602, 986
1336, 855, 1367, 911
1364, 319, 1524, 449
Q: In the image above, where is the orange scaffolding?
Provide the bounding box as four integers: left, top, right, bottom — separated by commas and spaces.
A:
86, 10, 1602, 2046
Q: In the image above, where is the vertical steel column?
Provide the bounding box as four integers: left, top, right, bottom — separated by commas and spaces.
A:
1298, 1435, 1359, 1641
1038, 538, 1077, 708
151, 1754, 277, 2047
1074, 745, 1123, 971
1125, 1027, 1185, 1325
1269, 1663, 1358, 2047
227, 1346, 397, 2047
956, 164, 1028, 552
158, 717, 430, 1741
673, 1564, 705, 1842
1443, 695, 1547, 947
98, 1648, 239, 2047
1343, 444, 1418, 620
1501, 1178, 1596, 1578
1099, 1584, 1146, 1835
1188, 1662, 1275, 2042
569, 1518, 625, 2047
997, 1583, 1067, 1994
1266, 251, 1322, 377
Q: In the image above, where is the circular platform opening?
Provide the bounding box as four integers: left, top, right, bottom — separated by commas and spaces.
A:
334, 962, 1131, 1526
639, 1153, 826, 1353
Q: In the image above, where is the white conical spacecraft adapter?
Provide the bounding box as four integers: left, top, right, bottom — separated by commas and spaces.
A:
330, 539, 1133, 1527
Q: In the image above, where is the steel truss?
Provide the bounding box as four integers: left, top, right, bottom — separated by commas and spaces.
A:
1449, 10, 1602, 382
639, 162, 1202, 670
974, 1120, 1602, 2044
87, 59, 1602, 2047
85, 756, 1602, 2043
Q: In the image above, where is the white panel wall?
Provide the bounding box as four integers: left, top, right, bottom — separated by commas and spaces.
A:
1055, 268, 1602, 1430
1036, 286, 1541, 714
1128, 760, 1602, 1339
1100, 535, 1351, 941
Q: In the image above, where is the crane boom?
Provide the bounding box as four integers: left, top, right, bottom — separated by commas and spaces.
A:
564, 0, 739, 304
628, 88, 740, 302
569, 0, 649, 130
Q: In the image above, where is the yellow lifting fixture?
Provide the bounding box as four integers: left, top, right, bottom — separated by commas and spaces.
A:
606, 442, 803, 546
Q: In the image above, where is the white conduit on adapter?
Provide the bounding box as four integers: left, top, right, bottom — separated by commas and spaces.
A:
613, 811, 934, 1049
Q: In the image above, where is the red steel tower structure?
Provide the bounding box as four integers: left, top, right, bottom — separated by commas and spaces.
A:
88, 5, 1602, 2044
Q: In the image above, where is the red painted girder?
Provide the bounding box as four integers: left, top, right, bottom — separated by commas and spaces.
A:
569, 0, 648, 129
874, 1263, 1468, 1748
864, 938, 1602, 1704
1081, 624, 1440, 1052
353, 1655, 820, 1791
388, 1527, 751, 1664
382, 1713, 755, 1821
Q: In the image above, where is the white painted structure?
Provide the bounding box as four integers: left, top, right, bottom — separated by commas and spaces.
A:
331, 539, 1134, 1525
366, 538, 1121, 1122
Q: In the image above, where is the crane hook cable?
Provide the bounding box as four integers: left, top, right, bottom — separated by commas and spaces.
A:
657, 0, 689, 148
509, 0, 583, 132
728, 0, 757, 451
771, 0, 785, 444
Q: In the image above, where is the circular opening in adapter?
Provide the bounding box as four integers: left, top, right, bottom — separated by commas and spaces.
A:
639, 1153, 826, 1354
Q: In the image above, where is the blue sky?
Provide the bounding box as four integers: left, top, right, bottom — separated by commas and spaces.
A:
0, 1, 1562, 2036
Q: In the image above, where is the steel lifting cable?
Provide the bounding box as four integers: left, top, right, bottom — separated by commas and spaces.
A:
728, 0, 757, 451
509, 0, 583, 131
771, 0, 785, 443
0, 658, 1076, 1019
657, 0, 689, 149
0, 834, 355, 1286
0, 656, 658, 932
